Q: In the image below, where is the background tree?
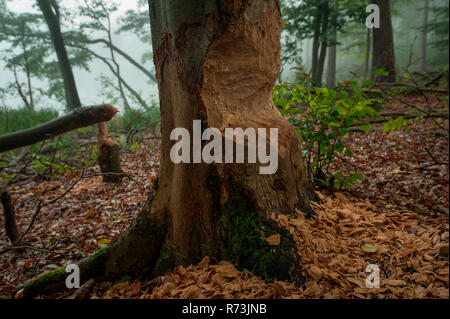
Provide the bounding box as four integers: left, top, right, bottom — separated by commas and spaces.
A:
37, 0, 124, 183
282, 0, 367, 86
371, 0, 396, 82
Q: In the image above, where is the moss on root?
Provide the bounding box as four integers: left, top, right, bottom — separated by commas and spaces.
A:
20, 266, 67, 298
18, 247, 109, 299
220, 180, 303, 284
224, 206, 298, 283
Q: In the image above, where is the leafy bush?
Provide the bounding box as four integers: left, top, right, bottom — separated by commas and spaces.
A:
273, 77, 383, 189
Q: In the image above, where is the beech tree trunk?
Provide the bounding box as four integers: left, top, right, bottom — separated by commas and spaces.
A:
37, 0, 81, 111
371, 0, 396, 82
18, 0, 316, 298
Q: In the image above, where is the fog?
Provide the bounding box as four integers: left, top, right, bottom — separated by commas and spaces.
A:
0, 0, 158, 113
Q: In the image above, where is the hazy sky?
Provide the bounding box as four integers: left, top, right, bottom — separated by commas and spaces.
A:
0, 0, 158, 113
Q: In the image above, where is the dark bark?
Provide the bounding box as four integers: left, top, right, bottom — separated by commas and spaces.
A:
310, 10, 321, 84
364, 28, 371, 78
0, 190, 20, 244
37, 0, 82, 110
314, 1, 329, 87
371, 0, 396, 82
0, 104, 118, 153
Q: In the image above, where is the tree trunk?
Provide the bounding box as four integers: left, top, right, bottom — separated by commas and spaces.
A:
38, 0, 123, 182
419, 0, 429, 73
364, 28, 371, 78
97, 122, 124, 183
314, 1, 329, 87
310, 9, 322, 84
371, 0, 396, 82
327, 1, 337, 88
0, 190, 20, 244
37, 0, 81, 110
18, 0, 316, 298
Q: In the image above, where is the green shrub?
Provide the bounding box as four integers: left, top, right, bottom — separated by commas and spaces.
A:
273, 78, 383, 189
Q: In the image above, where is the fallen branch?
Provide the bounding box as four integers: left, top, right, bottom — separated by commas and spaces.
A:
372, 82, 449, 94
0, 104, 118, 153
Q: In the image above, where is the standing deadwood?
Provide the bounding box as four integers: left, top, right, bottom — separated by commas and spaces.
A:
371, 0, 396, 82
17, 0, 316, 298
97, 122, 124, 183
0, 190, 20, 244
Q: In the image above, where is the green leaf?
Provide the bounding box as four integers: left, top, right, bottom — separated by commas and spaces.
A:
361, 244, 378, 253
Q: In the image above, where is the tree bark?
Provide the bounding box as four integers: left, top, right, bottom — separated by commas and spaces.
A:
371, 0, 396, 82
37, 0, 82, 110
17, 0, 316, 298
0, 190, 20, 244
314, 1, 329, 87
0, 104, 118, 153
364, 28, 371, 78
326, 1, 337, 88
97, 122, 124, 183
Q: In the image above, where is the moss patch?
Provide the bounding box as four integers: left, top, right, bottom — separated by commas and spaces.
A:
225, 206, 294, 282
22, 266, 66, 298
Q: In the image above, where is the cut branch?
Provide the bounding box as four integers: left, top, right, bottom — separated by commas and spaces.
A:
0, 104, 118, 153
372, 82, 449, 94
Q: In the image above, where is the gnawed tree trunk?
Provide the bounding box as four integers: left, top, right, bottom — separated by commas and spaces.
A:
97, 122, 124, 183
17, 0, 315, 298
371, 0, 396, 82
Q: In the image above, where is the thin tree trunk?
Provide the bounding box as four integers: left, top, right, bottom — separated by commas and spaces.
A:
314, 1, 329, 87
419, 0, 429, 73
310, 9, 322, 82
20, 36, 34, 110
371, 0, 396, 82
37, 0, 81, 110
364, 28, 371, 78
327, 1, 337, 88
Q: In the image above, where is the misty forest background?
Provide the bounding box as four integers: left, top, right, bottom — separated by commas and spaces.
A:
0, 0, 448, 134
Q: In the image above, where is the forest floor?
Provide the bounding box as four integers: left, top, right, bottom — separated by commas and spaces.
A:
0, 93, 448, 299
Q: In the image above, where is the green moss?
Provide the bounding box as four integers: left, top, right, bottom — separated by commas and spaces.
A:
224, 206, 293, 283
22, 266, 66, 297
151, 237, 172, 276
84, 246, 108, 277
